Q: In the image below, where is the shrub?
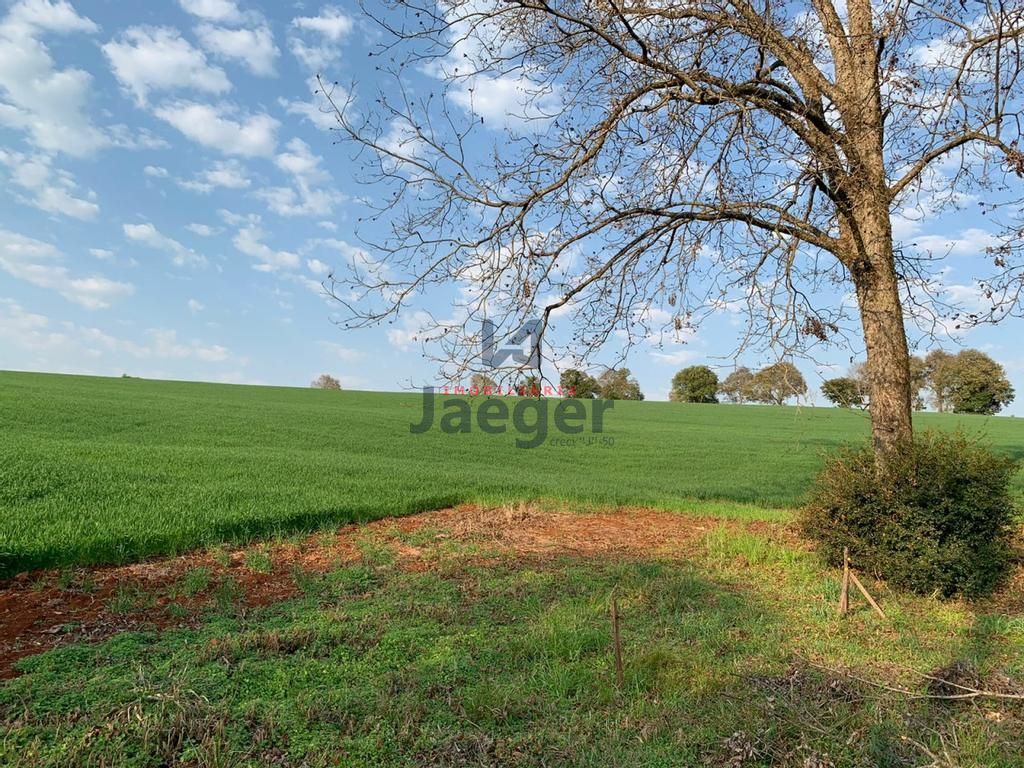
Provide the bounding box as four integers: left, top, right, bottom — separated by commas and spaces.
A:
800, 431, 1018, 598
311, 374, 342, 390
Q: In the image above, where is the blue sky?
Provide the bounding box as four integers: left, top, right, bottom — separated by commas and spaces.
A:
0, 0, 1021, 412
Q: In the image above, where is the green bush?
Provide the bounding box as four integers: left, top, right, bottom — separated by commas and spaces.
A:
800, 431, 1019, 598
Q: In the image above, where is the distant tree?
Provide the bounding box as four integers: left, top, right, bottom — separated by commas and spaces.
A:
821, 377, 865, 409
597, 368, 644, 401
719, 367, 755, 403
749, 362, 807, 406
311, 374, 342, 390
520, 375, 542, 397
849, 356, 926, 410
670, 366, 719, 403
945, 350, 1015, 415
909, 356, 928, 411
470, 373, 497, 394
923, 349, 957, 412
559, 369, 600, 399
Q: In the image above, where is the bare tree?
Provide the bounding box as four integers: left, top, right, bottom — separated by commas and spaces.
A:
322, 0, 1024, 459
311, 373, 343, 390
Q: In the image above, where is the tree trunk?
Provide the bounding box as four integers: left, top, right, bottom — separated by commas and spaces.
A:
840, 0, 915, 458
852, 233, 914, 456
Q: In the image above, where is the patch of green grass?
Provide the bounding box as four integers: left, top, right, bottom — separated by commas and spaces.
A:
0, 371, 1021, 573
243, 549, 273, 574
107, 582, 156, 615
207, 546, 232, 569
354, 536, 396, 568
211, 576, 244, 615
173, 567, 212, 598
165, 602, 189, 620
2, 528, 1021, 767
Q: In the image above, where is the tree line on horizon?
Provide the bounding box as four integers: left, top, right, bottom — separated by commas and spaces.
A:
667, 348, 1015, 415
821, 349, 1015, 415
317, 347, 1014, 415
465, 368, 645, 401
670, 362, 808, 406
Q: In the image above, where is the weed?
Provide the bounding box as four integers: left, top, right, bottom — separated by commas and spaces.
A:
243, 550, 272, 574
175, 567, 212, 598
107, 583, 155, 614
212, 577, 245, 614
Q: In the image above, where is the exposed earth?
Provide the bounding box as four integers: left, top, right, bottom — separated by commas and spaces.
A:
0, 504, 778, 678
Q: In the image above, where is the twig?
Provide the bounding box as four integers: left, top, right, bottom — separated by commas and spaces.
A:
610, 593, 624, 690
838, 547, 850, 615
848, 571, 886, 619
899, 735, 955, 768
806, 660, 1024, 701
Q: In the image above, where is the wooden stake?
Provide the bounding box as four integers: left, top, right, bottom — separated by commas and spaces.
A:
849, 571, 887, 619
611, 595, 624, 690
838, 547, 850, 615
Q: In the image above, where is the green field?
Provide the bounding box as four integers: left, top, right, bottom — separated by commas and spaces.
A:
2, 370, 1023, 574
3, 371, 1024, 766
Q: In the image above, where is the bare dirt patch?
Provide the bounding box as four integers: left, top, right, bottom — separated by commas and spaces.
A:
0, 504, 753, 678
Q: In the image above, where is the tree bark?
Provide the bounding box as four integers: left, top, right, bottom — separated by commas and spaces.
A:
851, 224, 914, 456
840, 0, 915, 458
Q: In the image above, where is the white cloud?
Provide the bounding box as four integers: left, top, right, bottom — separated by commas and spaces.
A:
179, 159, 251, 193
196, 23, 278, 76
178, 0, 243, 24
279, 81, 338, 131
0, 228, 134, 308
103, 26, 232, 106
423, 2, 561, 129
107, 125, 173, 152
253, 137, 341, 216
0, 149, 99, 219
275, 137, 321, 176
123, 222, 206, 267
310, 237, 391, 282
149, 329, 231, 362
186, 223, 217, 236
0, 301, 241, 373
90, 248, 114, 260
317, 340, 361, 362
292, 7, 353, 40
912, 228, 999, 257
0, 299, 49, 340
307, 258, 331, 275
649, 349, 698, 366
289, 6, 354, 70
232, 224, 300, 271
188, 298, 205, 313
449, 74, 561, 126
217, 208, 248, 226
144, 165, 169, 178
386, 310, 435, 351
5, 0, 98, 33
0, 0, 110, 156
154, 100, 279, 156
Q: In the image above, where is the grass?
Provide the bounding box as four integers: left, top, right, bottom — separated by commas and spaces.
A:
2, 520, 1021, 767
1, 370, 1023, 573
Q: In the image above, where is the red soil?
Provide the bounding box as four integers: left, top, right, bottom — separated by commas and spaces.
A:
0, 504, 742, 678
